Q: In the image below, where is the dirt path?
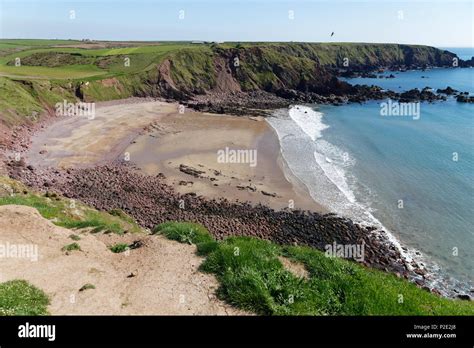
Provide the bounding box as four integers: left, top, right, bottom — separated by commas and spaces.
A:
0, 205, 246, 315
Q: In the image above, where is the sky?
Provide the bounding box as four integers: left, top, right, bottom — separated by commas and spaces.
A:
0, 0, 473, 47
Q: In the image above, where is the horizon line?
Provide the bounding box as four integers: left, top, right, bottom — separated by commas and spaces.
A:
1, 38, 473, 48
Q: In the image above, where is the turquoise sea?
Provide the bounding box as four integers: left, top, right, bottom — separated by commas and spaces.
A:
268, 48, 474, 295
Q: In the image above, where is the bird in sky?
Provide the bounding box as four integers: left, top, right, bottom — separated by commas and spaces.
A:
331, 32, 334, 37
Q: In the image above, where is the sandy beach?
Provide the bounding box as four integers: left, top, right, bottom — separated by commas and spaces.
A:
125, 110, 326, 212
9, 98, 420, 289
26, 99, 325, 212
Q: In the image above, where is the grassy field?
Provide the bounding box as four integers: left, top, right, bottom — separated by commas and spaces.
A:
0, 39, 209, 79
0, 39, 443, 81
154, 222, 474, 316
0, 39, 84, 46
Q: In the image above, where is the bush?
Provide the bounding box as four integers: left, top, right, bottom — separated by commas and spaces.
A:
109, 243, 129, 253
62, 242, 81, 252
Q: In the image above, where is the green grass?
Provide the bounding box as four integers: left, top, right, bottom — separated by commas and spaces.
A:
109, 243, 129, 253
0, 280, 49, 316
0, 39, 83, 47
153, 221, 215, 246
108, 208, 137, 224
157, 221, 474, 316
0, 77, 44, 125
0, 177, 148, 316
0, 64, 105, 79
0, 41, 455, 127
0, 42, 202, 79
61, 242, 81, 252
0, 41, 453, 82
0, 76, 77, 126
0, 176, 142, 235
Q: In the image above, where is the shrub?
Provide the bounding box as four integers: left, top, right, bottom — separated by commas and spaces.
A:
109, 243, 129, 253
62, 242, 81, 252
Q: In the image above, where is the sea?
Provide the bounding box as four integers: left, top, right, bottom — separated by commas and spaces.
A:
267, 47, 474, 296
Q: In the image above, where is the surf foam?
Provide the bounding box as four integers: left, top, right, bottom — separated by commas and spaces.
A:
267, 105, 460, 296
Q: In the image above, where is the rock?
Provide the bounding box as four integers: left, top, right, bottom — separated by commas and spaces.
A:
179, 164, 205, 178
456, 95, 474, 103
129, 240, 144, 250
436, 86, 458, 95
246, 185, 257, 192
414, 268, 426, 276
44, 191, 57, 198
457, 294, 471, 301
10, 164, 431, 296
127, 270, 138, 278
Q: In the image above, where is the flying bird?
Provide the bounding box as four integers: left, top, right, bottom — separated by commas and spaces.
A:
331, 32, 334, 37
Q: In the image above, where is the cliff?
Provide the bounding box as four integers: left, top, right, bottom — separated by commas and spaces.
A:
0, 42, 463, 129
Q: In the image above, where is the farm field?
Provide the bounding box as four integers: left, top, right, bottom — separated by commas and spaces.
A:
0, 39, 207, 80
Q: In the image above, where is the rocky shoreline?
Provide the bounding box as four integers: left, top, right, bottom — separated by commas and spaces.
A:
184, 83, 471, 117
1, 65, 472, 299
7, 160, 452, 297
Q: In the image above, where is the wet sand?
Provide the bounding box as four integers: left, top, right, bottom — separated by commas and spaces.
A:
26, 99, 325, 212
125, 110, 325, 212
26, 99, 176, 168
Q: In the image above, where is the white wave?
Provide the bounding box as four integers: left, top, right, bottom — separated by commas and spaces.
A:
270, 106, 417, 260
268, 104, 466, 297
314, 149, 356, 203
288, 105, 328, 141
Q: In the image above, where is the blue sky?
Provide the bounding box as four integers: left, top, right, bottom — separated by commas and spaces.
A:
1, 0, 472, 47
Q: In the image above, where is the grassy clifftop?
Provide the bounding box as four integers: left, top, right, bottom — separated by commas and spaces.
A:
264, 42, 456, 68
154, 221, 474, 315
0, 40, 460, 127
